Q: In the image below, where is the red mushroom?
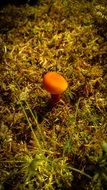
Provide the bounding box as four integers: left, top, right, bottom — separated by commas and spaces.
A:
43, 71, 68, 104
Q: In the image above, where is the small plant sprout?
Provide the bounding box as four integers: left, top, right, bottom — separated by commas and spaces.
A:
43, 71, 68, 104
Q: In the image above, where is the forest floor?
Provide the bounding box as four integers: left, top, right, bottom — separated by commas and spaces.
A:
0, 0, 107, 189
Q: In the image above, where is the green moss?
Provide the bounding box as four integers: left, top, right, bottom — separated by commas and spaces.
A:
0, 0, 107, 189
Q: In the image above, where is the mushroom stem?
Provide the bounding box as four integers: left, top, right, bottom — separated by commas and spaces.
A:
51, 94, 60, 104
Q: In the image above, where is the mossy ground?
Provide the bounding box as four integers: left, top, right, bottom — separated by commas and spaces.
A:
0, 0, 107, 189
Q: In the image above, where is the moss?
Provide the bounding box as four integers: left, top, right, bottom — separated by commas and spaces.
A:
0, 0, 107, 189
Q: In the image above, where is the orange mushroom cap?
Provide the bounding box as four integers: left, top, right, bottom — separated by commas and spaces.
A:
43, 72, 68, 94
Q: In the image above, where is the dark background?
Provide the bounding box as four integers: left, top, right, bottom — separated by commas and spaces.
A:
0, 0, 39, 7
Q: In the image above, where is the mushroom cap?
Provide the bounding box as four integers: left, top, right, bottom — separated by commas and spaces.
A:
43, 72, 68, 94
